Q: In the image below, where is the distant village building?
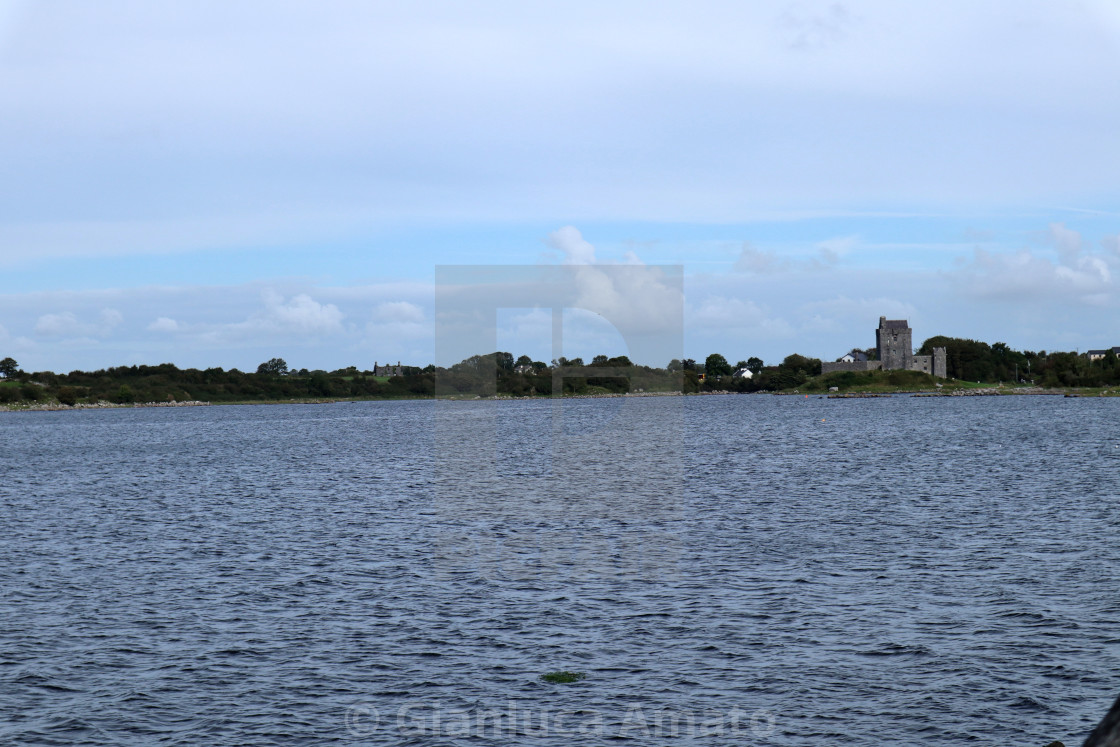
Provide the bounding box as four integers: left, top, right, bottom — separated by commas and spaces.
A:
733, 367, 754, 379
373, 361, 404, 376
1087, 347, 1120, 361
821, 317, 947, 378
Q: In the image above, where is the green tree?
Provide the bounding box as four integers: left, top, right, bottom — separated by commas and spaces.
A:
781, 353, 822, 377
256, 358, 289, 376
0, 357, 18, 378
705, 353, 732, 378
746, 356, 764, 374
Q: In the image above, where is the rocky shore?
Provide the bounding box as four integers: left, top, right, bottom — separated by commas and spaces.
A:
912, 386, 1065, 397
1, 400, 210, 412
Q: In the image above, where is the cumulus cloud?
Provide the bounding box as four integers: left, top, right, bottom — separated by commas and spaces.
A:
569, 264, 683, 338
949, 223, 1116, 304
199, 290, 346, 344
954, 244, 1112, 302
35, 312, 79, 337
147, 317, 180, 332
34, 309, 122, 338
546, 226, 598, 265
257, 290, 344, 335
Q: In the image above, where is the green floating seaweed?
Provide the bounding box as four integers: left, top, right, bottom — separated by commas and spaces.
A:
540, 671, 586, 684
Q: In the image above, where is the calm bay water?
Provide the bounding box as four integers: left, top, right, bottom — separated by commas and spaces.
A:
2, 394, 1119, 745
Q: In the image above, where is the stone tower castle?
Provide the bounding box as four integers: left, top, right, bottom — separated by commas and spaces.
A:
877, 316, 913, 370
821, 316, 947, 378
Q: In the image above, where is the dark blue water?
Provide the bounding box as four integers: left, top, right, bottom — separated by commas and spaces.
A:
2, 395, 1119, 745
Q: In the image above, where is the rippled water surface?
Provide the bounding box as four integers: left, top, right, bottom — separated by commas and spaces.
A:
3, 395, 1120, 745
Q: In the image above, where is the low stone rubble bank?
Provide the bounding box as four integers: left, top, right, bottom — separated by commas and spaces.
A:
2, 400, 210, 412
913, 387, 1061, 397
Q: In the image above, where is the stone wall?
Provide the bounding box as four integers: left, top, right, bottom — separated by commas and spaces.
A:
821, 361, 883, 374
932, 347, 947, 378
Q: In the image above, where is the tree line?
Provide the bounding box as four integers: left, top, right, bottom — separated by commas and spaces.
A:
0, 359, 434, 405
917, 337, 1120, 387
3, 336, 1120, 406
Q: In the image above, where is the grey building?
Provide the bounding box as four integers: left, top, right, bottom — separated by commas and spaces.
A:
373, 361, 404, 376
876, 318, 913, 370
822, 316, 946, 378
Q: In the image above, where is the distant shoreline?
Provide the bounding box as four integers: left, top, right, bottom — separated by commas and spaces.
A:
4, 386, 1119, 413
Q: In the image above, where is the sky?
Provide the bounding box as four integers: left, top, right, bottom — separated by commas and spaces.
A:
1, 0, 1119, 371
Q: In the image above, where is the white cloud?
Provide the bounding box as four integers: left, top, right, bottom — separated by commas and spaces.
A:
0, 0, 1116, 271
34, 308, 122, 338
953, 247, 1112, 302
256, 290, 344, 335
570, 263, 683, 338
951, 224, 1116, 303
372, 301, 424, 324
1044, 222, 1084, 265
147, 316, 180, 332
34, 312, 79, 337
546, 226, 597, 265
190, 289, 346, 347
688, 296, 794, 338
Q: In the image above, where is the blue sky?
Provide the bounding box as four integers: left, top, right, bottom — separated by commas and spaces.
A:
2, 1, 1119, 371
